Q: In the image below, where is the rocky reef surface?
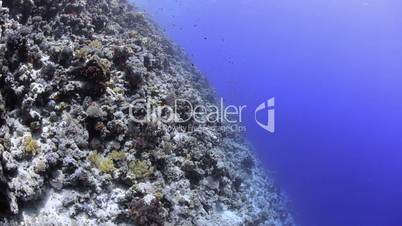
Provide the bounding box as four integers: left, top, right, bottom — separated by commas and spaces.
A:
0, 0, 295, 225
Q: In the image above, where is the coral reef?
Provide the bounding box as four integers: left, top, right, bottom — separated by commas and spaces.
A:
0, 0, 295, 225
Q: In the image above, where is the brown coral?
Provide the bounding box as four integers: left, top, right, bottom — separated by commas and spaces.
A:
83, 59, 110, 83
129, 199, 165, 226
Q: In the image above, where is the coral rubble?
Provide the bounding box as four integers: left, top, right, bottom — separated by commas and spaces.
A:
0, 0, 294, 225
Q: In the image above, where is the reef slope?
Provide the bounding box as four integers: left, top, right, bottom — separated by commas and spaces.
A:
0, 0, 294, 225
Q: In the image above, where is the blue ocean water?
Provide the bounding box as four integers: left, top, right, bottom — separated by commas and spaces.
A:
132, 1, 402, 226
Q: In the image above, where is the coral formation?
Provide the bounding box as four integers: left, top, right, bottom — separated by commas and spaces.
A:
22, 134, 40, 155
109, 150, 126, 161
88, 152, 115, 174
129, 160, 154, 180
129, 198, 166, 226
0, 0, 295, 225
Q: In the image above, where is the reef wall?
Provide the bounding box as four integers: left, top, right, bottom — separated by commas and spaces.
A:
0, 0, 294, 225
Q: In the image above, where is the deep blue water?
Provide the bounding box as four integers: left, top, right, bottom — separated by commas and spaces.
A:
132, 1, 402, 226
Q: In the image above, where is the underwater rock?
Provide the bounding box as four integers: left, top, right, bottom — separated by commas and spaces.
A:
82, 58, 110, 84
0, 94, 5, 122
113, 46, 131, 68
125, 65, 144, 90
59, 46, 74, 67
0, 0, 295, 225
129, 198, 166, 226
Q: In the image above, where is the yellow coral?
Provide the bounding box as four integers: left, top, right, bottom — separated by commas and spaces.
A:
23, 135, 40, 155
109, 150, 126, 161
112, 87, 125, 95
99, 58, 111, 73
129, 160, 154, 179
89, 152, 101, 165
89, 152, 116, 174
74, 47, 89, 60
98, 159, 115, 174
89, 40, 102, 49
